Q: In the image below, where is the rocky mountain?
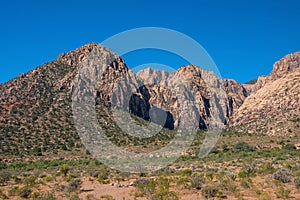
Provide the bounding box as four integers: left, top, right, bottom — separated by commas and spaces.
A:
0, 43, 299, 159
231, 52, 300, 135
0, 43, 230, 158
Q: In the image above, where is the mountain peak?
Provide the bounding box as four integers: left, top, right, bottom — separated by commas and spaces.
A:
57, 43, 112, 66
270, 51, 300, 79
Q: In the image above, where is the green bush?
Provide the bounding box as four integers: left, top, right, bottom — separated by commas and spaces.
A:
60, 164, 69, 177
284, 143, 296, 150
24, 175, 37, 186
179, 168, 192, 176
233, 142, 254, 152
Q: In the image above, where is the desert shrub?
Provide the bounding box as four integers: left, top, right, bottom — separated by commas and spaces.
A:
190, 173, 205, 190
85, 194, 97, 200
8, 186, 21, 196
210, 147, 220, 154
0, 190, 8, 199
233, 142, 254, 152
134, 177, 178, 199
284, 143, 296, 150
69, 193, 80, 200
37, 192, 56, 200
68, 179, 82, 192
176, 177, 189, 189
274, 169, 292, 183
0, 162, 7, 170
179, 168, 192, 176
239, 161, 257, 178
24, 175, 37, 186
100, 194, 114, 200
43, 176, 53, 182
60, 164, 69, 177
258, 162, 275, 175
0, 170, 11, 184
88, 166, 110, 183
294, 176, 300, 189
259, 192, 271, 200
133, 178, 156, 197
275, 187, 291, 198
219, 177, 237, 193
19, 187, 32, 198
227, 173, 237, 181
240, 177, 252, 188
152, 191, 179, 200
202, 185, 219, 199
222, 144, 230, 152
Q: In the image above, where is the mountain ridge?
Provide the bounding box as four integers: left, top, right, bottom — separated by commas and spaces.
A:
0, 43, 299, 159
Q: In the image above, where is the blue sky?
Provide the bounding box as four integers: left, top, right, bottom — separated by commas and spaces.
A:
0, 0, 299, 84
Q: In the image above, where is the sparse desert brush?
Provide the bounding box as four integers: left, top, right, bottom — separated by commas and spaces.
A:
133, 177, 178, 199
36, 192, 56, 200
69, 193, 80, 200
19, 187, 32, 198
240, 177, 253, 188
67, 179, 82, 192
238, 161, 257, 178
0, 170, 11, 184
232, 142, 254, 153
60, 164, 69, 177
294, 176, 300, 189
100, 194, 114, 200
275, 187, 291, 198
201, 185, 219, 199
284, 143, 296, 150
179, 168, 192, 176
190, 173, 205, 190
274, 168, 292, 183
133, 178, 156, 197
0, 189, 8, 199
258, 192, 271, 200
258, 162, 275, 175
176, 177, 189, 189
24, 175, 37, 186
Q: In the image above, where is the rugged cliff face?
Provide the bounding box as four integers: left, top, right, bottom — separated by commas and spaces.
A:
223, 79, 249, 117
231, 52, 300, 135
136, 65, 231, 130
251, 52, 300, 92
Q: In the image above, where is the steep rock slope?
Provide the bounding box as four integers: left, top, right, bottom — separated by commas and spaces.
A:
231, 52, 300, 135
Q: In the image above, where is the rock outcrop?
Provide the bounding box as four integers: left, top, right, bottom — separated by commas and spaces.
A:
231, 52, 300, 135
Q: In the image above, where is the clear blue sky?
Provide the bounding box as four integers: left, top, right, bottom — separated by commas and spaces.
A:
0, 0, 299, 84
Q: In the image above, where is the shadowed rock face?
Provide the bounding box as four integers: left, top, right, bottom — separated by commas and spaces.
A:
223, 79, 249, 117
136, 65, 230, 130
